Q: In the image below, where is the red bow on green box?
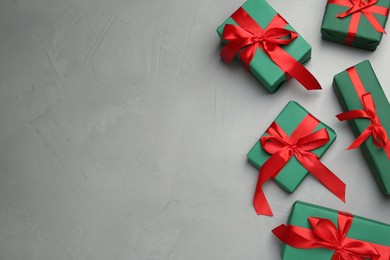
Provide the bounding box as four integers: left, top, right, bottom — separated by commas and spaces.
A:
273, 212, 390, 259
336, 67, 390, 159
220, 7, 321, 90
253, 114, 346, 216
328, 0, 389, 44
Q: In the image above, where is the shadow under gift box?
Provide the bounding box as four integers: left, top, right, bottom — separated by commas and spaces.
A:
247, 101, 337, 193
321, 0, 390, 51
216, 0, 312, 93
333, 60, 390, 195
276, 201, 390, 259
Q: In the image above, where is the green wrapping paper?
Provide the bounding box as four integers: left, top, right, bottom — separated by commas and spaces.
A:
216, 0, 312, 93
321, 0, 390, 51
247, 101, 337, 193
333, 60, 390, 195
275, 201, 390, 259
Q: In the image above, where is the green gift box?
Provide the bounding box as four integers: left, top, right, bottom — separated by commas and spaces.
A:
216, 0, 312, 93
321, 0, 390, 51
273, 201, 390, 259
333, 60, 390, 195
247, 101, 337, 193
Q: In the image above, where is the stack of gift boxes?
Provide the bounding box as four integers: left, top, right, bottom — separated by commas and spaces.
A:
217, 0, 390, 258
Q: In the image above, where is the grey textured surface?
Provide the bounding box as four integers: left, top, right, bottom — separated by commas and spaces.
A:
0, 0, 390, 259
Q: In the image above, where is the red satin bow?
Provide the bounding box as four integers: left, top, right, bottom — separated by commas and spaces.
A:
254, 115, 346, 216
220, 7, 321, 90
273, 212, 390, 259
336, 67, 390, 159
337, 93, 390, 158
328, 0, 389, 44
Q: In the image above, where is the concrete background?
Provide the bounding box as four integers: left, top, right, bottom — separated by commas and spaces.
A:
0, 0, 390, 259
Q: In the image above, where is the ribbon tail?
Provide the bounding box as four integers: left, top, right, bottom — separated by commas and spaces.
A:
336, 110, 369, 121
347, 128, 372, 150
267, 46, 322, 90
363, 11, 386, 34
253, 178, 273, 216
298, 153, 346, 202
254, 152, 290, 216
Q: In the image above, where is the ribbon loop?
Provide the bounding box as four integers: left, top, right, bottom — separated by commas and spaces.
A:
309, 217, 341, 246
261, 27, 298, 46
221, 24, 258, 64
220, 7, 321, 90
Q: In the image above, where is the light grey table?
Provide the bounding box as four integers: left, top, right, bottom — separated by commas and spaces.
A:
0, 0, 390, 259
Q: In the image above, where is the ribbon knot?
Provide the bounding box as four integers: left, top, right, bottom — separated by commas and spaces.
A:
242, 27, 296, 54
220, 8, 321, 90
337, 92, 390, 158
290, 143, 298, 153
261, 124, 325, 158
338, 0, 378, 17
273, 212, 385, 260
253, 115, 346, 216
336, 244, 344, 252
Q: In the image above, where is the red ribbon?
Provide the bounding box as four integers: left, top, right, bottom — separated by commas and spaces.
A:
336, 67, 390, 159
220, 7, 321, 90
273, 212, 390, 259
254, 114, 346, 216
328, 0, 389, 45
